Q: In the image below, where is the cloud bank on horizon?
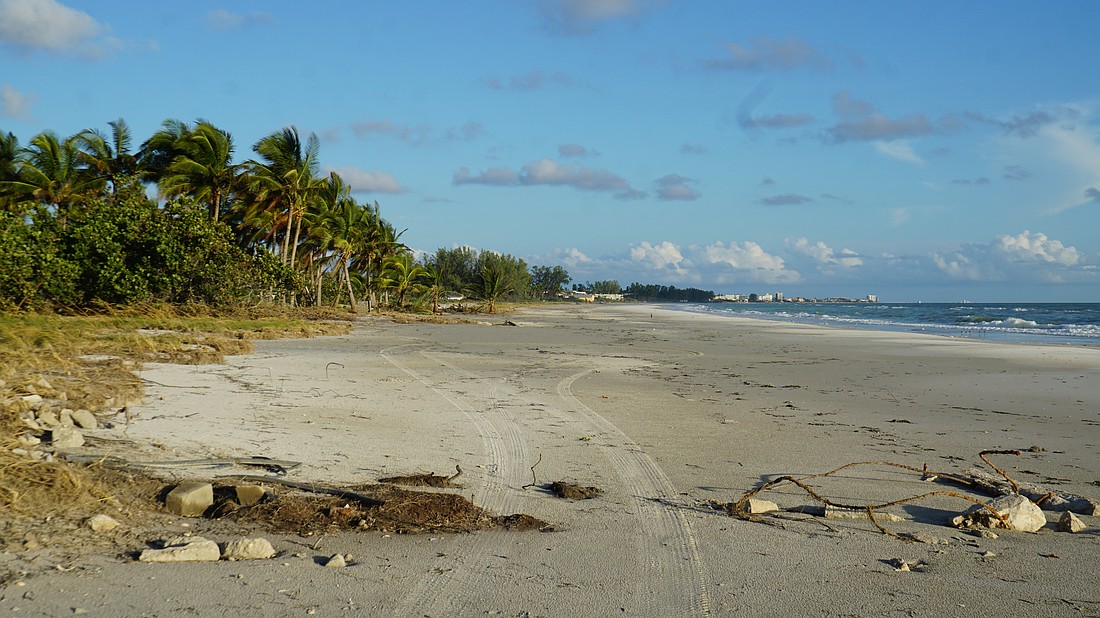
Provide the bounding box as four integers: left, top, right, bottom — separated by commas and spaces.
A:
2, 0, 1098, 301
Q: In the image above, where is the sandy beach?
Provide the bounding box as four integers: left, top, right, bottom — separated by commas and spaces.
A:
4, 303, 1099, 617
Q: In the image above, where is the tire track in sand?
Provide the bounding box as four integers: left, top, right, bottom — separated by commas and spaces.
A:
557, 367, 712, 616
380, 344, 532, 616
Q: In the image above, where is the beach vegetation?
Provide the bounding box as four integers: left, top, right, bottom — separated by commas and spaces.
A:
1, 119, 575, 316
625, 282, 715, 302
530, 265, 571, 298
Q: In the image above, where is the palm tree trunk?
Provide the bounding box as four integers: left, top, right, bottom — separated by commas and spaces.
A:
343, 258, 357, 312
289, 208, 303, 268
211, 187, 221, 223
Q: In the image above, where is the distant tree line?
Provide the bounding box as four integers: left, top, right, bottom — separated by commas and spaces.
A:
572, 280, 622, 294
0, 119, 573, 313
623, 283, 715, 302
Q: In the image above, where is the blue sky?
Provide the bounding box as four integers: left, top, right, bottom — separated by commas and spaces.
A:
2, 0, 1099, 302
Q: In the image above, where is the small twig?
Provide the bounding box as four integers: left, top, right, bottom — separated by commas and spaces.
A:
447, 465, 463, 482
979, 449, 1022, 494
325, 362, 344, 379
522, 454, 542, 489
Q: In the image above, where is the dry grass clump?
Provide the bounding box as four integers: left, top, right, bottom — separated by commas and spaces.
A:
218, 483, 553, 535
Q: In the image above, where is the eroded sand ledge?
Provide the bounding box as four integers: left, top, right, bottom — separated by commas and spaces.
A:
7, 303, 1100, 616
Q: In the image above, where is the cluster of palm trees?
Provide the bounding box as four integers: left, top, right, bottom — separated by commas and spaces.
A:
1, 119, 412, 310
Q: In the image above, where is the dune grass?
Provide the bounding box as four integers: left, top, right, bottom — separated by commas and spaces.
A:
0, 304, 353, 525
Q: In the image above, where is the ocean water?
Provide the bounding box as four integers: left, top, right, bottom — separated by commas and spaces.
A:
676, 302, 1100, 347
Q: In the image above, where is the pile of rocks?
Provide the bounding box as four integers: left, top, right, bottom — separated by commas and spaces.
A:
139, 536, 277, 563
7, 376, 113, 460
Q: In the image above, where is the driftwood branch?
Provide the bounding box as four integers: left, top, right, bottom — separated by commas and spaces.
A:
522, 454, 542, 489
225, 474, 384, 507
978, 449, 1022, 493
960, 467, 1099, 516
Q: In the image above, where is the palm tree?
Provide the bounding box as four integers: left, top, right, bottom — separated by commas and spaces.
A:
354, 204, 407, 311
305, 172, 364, 308
475, 255, 518, 314
0, 131, 23, 210
138, 118, 190, 183
5, 131, 102, 212
248, 126, 322, 268
157, 120, 240, 222
378, 253, 426, 309
75, 118, 137, 193
421, 263, 445, 313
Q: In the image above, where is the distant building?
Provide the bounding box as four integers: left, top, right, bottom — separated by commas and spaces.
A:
775, 292, 784, 302
866, 294, 878, 303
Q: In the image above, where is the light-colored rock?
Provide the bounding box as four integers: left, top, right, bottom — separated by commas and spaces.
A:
70, 409, 97, 430
21, 394, 43, 408
16, 434, 41, 448
223, 538, 276, 561
86, 514, 120, 533
951, 494, 1046, 532
19, 411, 41, 431
235, 484, 270, 507
58, 409, 75, 428
1058, 511, 1086, 533
139, 537, 220, 563
825, 505, 904, 522
744, 498, 779, 514
165, 482, 213, 517
36, 409, 59, 428
50, 426, 84, 449
325, 553, 347, 568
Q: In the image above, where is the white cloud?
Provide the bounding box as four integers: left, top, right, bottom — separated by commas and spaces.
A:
824, 92, 955, 144
704, 36, 835, 73
931, 252, 984, 280
203, 10, 274, 30
524, 158, 625, 191
702, 241, 798, 283
933, 231, 1094, 283
680, 143, 709, 155
0, 0, 109, 56
655, 174, 699, 201
350, 118, 484, 145
995, 230, 1082, 266
454, 157, 643, 199
329, 166, 406, 194
890, 208, 911, 227
537, 231, 1095, 298
558, 143, 597, 158
537, 0, 660, 34
0, 84, 35, 118
787, 238, 863, 268
1036, 119, 1100, 214
874, 140, 924, 165
631, 240, 684, 270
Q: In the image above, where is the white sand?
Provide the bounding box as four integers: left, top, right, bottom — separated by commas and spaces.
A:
4, 303, 1099, 616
